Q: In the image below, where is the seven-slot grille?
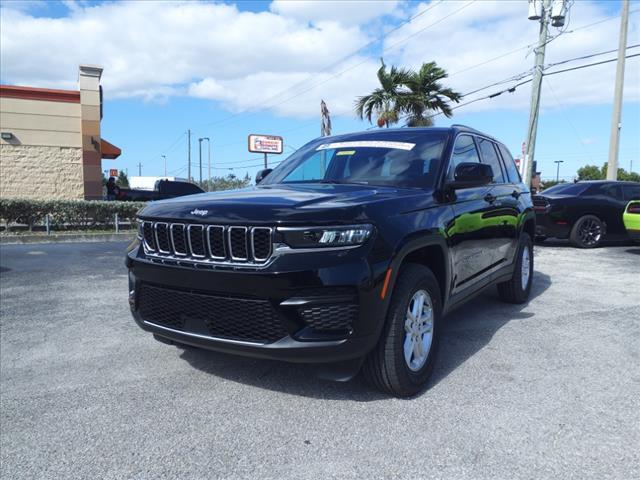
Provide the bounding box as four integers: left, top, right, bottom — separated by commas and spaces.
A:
141, 220, 273, 264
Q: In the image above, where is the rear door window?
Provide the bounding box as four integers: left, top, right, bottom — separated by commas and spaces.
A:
477, 137, 505, 184
496, 144, 521, 183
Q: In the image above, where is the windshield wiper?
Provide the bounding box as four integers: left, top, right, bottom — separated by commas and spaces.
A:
318, 179, 370, 185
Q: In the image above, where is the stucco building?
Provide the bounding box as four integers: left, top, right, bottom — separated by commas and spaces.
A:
0, 65, 121, 200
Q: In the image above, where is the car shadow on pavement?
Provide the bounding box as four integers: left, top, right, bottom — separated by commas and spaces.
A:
177, 270, 551, 401
430, 271, 551, 389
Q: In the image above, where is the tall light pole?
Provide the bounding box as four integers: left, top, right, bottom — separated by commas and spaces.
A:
200, 137, 210, 191
554, 160, 564, 182
198, 137, 203, 186
161, 155, 166, 177
524, 0, 570, 187
606, 0, 630, 180
187, 129, 191, 182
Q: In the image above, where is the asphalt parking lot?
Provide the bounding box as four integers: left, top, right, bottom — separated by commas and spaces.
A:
1, 241, 639, 479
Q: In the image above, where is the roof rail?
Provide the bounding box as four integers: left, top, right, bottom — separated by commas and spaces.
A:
450, 124, 482, 134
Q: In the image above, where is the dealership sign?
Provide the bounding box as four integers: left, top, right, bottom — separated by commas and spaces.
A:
248, 134, 283, 154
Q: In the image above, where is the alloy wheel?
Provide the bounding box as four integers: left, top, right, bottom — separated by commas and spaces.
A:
403, 289, 434, 372
578, 219, 602, 246
521, 245, 531, 291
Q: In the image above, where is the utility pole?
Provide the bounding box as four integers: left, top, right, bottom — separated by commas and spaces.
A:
554, 160, 564, 182
161, 155, 166, 177
198, 137, 203, 186
606, 0, 630, 181
187, 129, 191, 182
524, 0, 551, 187
207, 139, 211, 192
137, 162, 142, 176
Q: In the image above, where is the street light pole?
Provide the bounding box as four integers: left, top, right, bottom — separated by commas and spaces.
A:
554, 160, 564, 182
198, 138, 203, 186
187, 129, 191, 182
198, 137, 210, 189
161, 155, 166, 177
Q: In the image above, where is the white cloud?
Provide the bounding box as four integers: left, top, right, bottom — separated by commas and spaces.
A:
1, 0, 638, 121
270, 0, 401, 25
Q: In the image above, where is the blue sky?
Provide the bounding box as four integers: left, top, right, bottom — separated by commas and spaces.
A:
1, 0, 638, 182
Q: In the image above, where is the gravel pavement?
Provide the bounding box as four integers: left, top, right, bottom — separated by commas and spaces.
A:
1, 241, 639, 479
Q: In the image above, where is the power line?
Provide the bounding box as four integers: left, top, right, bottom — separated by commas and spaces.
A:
197, 1, 475, 131
545, 52, 639, 77
448, 9, 639, 79
404, 52, 640, 125
197, 1, 447, 130
542, 76, 596, 165
545, 43, 639, 69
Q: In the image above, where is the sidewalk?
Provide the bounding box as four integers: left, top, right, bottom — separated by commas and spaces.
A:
0, 232, 135, 244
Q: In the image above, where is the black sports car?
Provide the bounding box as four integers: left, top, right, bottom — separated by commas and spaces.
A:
533, 180, 640, 247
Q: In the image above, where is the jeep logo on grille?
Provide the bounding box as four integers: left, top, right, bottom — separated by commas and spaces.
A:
190, 208, 208, 216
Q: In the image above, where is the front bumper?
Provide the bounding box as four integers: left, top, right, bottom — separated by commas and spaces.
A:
126, 243, 388, 363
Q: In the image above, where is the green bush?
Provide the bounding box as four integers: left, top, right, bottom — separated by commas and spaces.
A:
0, 198, 146, 231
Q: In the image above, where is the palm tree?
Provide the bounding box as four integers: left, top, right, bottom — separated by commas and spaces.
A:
403, 62, 461, 127
354, 59, 412, 128
354, 59, 461, 128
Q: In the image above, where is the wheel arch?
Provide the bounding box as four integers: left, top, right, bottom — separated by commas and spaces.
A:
386, 233, 450, 308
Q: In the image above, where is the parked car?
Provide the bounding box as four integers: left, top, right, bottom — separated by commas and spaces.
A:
117, 179, 204, 202
533, 181, 640, 248
623, 200, 640, 243
126, 125, 535, 397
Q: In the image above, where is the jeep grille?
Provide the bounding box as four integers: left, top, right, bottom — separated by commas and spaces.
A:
141, 221, 273, 265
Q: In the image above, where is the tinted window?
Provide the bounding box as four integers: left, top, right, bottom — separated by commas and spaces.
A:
497, 144, 521, 183
541, 183, 589, 195
448, 135, 480, 180
623, 184, 640, 200
159, 181, 202, 195
586, 183, 623, 200
477, 137, 505, 183
262, 131, 447, 189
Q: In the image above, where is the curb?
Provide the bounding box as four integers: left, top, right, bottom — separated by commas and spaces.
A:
0, 232, 136, 245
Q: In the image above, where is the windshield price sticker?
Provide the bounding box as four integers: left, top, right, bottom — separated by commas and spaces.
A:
317, 141, 415, 151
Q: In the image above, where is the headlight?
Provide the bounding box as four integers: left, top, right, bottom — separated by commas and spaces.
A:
279, 225, 373, 249
136, 219, 143, 240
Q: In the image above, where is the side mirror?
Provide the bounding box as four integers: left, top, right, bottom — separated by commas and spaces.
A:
256, 168, 272, 184
448, 162, 493, 189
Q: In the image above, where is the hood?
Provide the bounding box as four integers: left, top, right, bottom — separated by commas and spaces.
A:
139, 183, 429, 224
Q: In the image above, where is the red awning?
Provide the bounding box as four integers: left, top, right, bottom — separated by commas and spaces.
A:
101, 138, 121, 159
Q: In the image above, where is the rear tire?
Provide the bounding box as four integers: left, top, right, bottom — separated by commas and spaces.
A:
363, 264, 442, 398
570, 215, 604, 248
497, 233, 533, 304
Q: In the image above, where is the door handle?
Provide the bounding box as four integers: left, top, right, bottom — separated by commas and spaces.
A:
484, 193, 497, 203
511, 190, 521, 199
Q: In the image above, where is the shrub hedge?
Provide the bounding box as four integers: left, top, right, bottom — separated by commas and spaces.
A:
0, 198, 146, 231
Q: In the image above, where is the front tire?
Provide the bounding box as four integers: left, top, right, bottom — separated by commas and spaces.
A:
363, 264, 442, 397
570, 215, 604, 248
497, 232, 533, 304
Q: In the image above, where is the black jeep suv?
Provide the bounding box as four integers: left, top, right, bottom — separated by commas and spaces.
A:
126, 125, 535, 397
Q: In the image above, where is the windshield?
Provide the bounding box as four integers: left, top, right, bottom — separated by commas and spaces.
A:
261, 131, 448, 189
542, 183, 589, 195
